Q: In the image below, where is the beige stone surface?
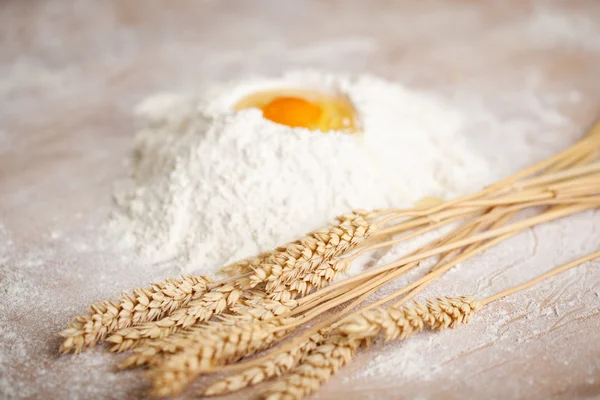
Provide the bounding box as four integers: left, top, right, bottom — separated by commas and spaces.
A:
1, 1, 600, 399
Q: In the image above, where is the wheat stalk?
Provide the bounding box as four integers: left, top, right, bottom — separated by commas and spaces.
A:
59, 275, 211, 354
201, 198, 594, 396
266, 246, 600, 400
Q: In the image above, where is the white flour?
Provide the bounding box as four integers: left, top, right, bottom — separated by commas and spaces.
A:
113, 71, 491, 274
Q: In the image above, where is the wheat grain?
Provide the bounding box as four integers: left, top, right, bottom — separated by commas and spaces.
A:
110, 281, 303, 354
118, 338, 173, 369
220, 250, 275, 276
230, 290, 299, 320
204, 333, 324, 396
59, 275, 211, 354
296, 258, 351, 293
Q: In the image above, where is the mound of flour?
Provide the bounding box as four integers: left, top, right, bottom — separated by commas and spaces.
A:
113, 71, 491, 274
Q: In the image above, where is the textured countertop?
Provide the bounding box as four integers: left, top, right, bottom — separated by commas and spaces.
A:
1, 1, 600, 399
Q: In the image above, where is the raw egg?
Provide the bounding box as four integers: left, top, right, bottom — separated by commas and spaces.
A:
234, 89, 359, 133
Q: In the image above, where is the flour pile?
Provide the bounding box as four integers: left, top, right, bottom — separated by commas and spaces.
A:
113, 71, 491, 274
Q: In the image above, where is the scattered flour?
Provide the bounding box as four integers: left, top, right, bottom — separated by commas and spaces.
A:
113, 71, 491, 274
519, 9, 600, 51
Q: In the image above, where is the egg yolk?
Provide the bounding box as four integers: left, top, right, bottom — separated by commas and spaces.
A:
261, 97, 323, 129
234, 89, 359, 133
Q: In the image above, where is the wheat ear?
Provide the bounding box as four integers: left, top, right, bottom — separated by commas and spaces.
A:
107, 212, 369, 352
117, 311, 258, 368
106, 283, 242, 352
243, 212, 375, 291
238, 257, 349, 312
150, 317, 296, 397
59, 275, 211, 354
265, 297, 481, 400
202, 273, 383, 396
204, 333, 324, 396
119, 292, 298, 369
264, 335, 361, 400
337, 296, 482, 341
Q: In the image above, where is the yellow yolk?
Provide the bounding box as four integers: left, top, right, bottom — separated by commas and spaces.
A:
233, 89, 359, 133
261, 97, 323, 129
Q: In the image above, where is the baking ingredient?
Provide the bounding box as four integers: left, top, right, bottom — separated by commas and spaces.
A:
234, 88, 359, 132
262, 96, 323, 128
112, 71, 491, 275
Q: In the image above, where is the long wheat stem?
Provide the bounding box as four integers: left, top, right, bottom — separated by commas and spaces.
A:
199, 208, 512, 378
306, 202, 597, 299
266, 246, 600, 400
197, 196, 587, 378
